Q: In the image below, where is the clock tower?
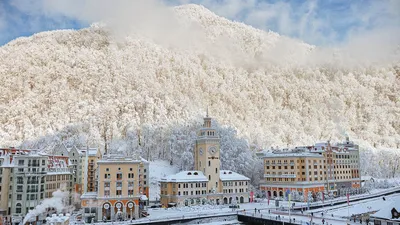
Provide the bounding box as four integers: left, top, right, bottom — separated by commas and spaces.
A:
194, 112, 221, 193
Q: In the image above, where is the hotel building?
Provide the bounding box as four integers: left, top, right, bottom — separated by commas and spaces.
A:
259, 137, 361, 200
80, 153, 149, 223
160, 115, 250, 207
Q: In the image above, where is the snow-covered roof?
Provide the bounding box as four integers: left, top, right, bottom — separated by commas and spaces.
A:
371, 201, 400, 221
140, 195, 148, 201
161, 171, 208, 183
81, 192, 97, 199
220, 170, 250, 181
261, 152, 324, 158
88, 148, 98, 156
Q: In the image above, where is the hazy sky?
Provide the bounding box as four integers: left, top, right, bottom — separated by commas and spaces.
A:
0, 0, 399, 46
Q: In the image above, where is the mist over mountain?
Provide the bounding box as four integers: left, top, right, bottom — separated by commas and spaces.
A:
0, 4, 399, 151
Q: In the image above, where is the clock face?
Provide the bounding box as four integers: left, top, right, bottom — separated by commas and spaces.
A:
209, 147, 217, 155
199, 148, 203, 155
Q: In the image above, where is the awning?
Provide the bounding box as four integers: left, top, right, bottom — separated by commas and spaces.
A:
140, 195, 148, 201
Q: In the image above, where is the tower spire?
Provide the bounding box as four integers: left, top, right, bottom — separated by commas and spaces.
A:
207, 106, 209, 117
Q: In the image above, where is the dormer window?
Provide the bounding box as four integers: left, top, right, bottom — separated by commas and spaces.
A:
187, 172, 192, 175
194, 172, 198, 175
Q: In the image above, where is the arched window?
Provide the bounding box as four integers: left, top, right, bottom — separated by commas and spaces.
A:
16, 203, 22, 214
215, 168, 218, 174
209, 175, 211, 181
208, 161, 211, 167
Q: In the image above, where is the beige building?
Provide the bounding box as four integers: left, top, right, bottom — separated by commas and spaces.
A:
259, 137, 361, 201
160, 115, 250, 207
81, 153, 149, 223
260, 152, 326, 200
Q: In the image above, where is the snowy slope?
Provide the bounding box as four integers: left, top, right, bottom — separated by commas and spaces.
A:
0, 4, 399, 151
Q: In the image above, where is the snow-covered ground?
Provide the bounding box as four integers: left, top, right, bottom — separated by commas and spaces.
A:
149, 160, 179, 201
311, 193, 400, 218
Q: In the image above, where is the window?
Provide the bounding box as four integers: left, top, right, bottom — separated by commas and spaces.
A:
16, 203, 22, 214
17, 194, 22, 200
116, 190, 122, 196
104, 190, 110, 196
116, 173, 122, 180
208, 161, 211, 167
215, 168, 218, 173
209, 175, 211, 180
106, 168, 109, 172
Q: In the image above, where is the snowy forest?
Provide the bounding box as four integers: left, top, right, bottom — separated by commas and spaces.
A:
20, 118, 265, 186
19, 116, 400, 186
0, 4, 399, 181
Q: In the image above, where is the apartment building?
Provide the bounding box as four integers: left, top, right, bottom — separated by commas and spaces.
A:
160, 115, 250, 207
53, 145, 101, 208
259, 137, 361, 201
53, 144, 85, 207
80, 153, 149, 223
0, 149, 48, 225
45, 156, 73, 203
81, 148, 101, 193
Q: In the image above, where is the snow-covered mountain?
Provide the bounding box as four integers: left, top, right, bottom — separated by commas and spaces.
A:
0, 4, 399, 149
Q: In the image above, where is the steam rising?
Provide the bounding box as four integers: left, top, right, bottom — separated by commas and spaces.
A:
22, 190, 69, 224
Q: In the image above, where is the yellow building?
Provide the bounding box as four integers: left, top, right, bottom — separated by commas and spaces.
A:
160, 115, 250, 207
259, 138, 361, 201
260, 152, 326, 200
81, 153, 149, 223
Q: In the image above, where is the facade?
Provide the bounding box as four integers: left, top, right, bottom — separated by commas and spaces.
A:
81, 148, 101, 193
0, 149, 48, 225
53, 144, 85, 207
259, 137, 362, 201
80, 153, 149, 223
45, 156, 73, 204
160, 115, 250, 207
